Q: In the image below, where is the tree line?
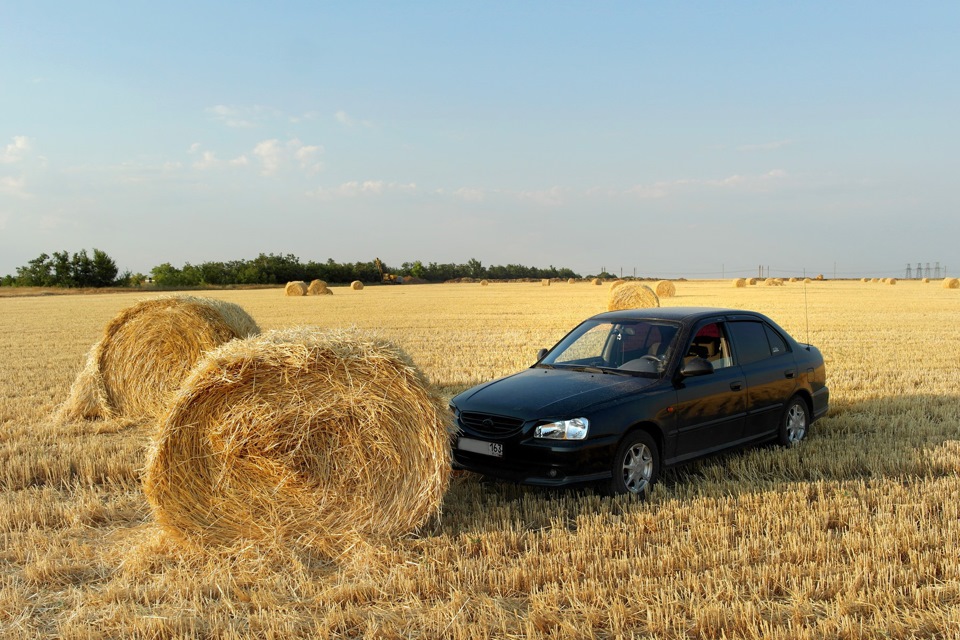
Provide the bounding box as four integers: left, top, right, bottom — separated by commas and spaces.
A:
2, 250, 582, 287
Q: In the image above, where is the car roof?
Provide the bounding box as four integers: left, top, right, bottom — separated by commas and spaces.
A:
591, 306, 766, 323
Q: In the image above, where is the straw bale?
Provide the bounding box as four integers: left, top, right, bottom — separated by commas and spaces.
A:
654, 280, 676, 297
747, 278, 758, 285
943, 277, 960, 289
765, 278, 784, 286
307, 280, 329, 295
803, 278, 813, 283
923, 278, 931, 283
567, 278, 576, 284
480, 279, 489, 286
143, 327, 452, 555
789, 277, 799, 283
609, 279, 625, 291
860, 278, 869, 283
541, 279, 550, 286
607, 281, 660, 311
57, 296, 260, 422
886, 278, 897, 285
285, 281, 308, 296
732, 278, 747, 288
592, 278, 602, 285
350, 280, 364, 290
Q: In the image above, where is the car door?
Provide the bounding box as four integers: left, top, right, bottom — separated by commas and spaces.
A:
671, 321, 747, 462
725, 320, 799, 441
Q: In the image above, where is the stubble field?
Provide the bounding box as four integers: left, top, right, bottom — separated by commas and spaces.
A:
1, 279, 958, 639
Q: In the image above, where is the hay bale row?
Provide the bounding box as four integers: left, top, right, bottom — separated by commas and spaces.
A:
57, 296, 260, 423
607, 281, 660, 311
143, 327, 451, 555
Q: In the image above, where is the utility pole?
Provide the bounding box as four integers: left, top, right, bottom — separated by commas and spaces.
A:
905, 263, 912, 279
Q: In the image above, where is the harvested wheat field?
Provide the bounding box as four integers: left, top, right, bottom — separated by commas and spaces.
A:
2, 280, 960, 638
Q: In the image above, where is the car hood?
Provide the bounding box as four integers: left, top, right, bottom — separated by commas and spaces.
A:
452, 367, 658, 418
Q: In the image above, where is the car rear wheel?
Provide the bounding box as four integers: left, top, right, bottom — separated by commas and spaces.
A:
610, 430, 659, 496
778, 396, 809, 446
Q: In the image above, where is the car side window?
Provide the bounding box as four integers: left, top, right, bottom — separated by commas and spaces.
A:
727, 321, 773, 365
687, 322, 734, 369
764, 324, 789, 357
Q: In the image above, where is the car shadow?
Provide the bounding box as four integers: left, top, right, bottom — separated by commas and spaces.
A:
437, 393, 960, 537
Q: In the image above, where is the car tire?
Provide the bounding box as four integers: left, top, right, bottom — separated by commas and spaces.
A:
610, 430, 659, 497
778, 396, 809, 446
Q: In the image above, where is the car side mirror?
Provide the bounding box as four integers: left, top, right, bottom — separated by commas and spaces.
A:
680, 357, 714, 377
536, 348, 548, 362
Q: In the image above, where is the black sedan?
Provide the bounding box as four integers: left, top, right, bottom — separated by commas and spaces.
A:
450, 307, 829, 495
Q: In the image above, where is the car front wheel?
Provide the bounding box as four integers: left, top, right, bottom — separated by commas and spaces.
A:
778, 396, 809, 446
610, 430, 659, 496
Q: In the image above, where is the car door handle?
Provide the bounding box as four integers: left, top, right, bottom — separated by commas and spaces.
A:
784, 370, 795, 379
730, 381, 743, 391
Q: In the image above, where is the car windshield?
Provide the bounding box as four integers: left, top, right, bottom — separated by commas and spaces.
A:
539, 319, 680, 376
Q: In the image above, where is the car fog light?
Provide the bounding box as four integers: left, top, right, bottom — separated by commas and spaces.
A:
534, 417, 589, 440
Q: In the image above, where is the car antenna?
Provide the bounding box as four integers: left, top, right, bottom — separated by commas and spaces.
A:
803, 269, 811, 351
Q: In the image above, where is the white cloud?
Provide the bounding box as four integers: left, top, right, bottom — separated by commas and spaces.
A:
1, 136, 31, 164
253, 139, 282, 175
0, 175, 29, 198
290, 139, 323, 173
206, 105, 260, 128
518, 186, 568, 206
625, 170, 787, 198
307, 180, 416, 200
192, 150, 220, 170
335, 110, 373, 128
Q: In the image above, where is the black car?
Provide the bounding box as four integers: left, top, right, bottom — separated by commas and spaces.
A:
450, 307, 829, 495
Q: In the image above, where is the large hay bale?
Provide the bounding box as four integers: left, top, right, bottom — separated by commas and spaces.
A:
143, 328, 451, 555
732, 278, 747, 288
592, 278, 602, 286
541, 279, 550, 286
886, 278, 898, 285
307, 280, 328, 295
654, 280, 676, 297
285, 281, 308, 296
747, 278, 758, 286
57, 296, 260, 422
609, 279, 625, 291
607, 281, 660, 311
567, 278, 576, 284
350, 280, 364, 290
943, 278, 960, 289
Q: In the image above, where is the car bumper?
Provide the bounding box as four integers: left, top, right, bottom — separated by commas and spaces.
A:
811, 385, 830, 421
452, 433, 619, 487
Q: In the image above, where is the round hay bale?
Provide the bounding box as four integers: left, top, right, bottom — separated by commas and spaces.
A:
307, 280, 328, 295
747, 278, 758, 286
654, 280, 676, 297
816, 274, 825, 281
143, 327, 452, 554
56, 296, 260, 423
923, 278, 931, 283
871, 278, 880, 283
765, 278, 784, 286
350, 280, 364, 290
803, 278, 813, 284
567, 278, 576, 284
541, 279, 550, 286
943, 277, 960, 289
886, 278, 897, 285
732, 278, 747, 288
609, 279, 626, 291
285, 281, 308, 296
607, 281, 660, 311
592, 278, 602, 286
860, 277, 869, 283
480, 279, 489, 286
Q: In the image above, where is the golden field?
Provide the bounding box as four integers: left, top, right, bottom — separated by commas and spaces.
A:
1, 279, 958, 639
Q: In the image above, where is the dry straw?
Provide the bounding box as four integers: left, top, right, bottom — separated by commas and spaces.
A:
654, 280, 676, 297
592, 278, 602, 285
765, 278, 784, 286
944, 277, 960, 289
732, 278, 747, 288
142, 327, 452, 556
57, 296, 260, 423
886, 278, 898, 285
480, 279, 489, 286
285, 281, 308, 296
350, 280, 364, 290
923, 278, 931, 283
607, 281, 660, 311
567, 278, 576, 284
747, 278, 758, 285
307, 280, 328, 295
609, 279, 625, 291
860, 277, 869, 283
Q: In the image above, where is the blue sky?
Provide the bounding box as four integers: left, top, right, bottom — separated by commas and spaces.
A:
2, 2, 957, 279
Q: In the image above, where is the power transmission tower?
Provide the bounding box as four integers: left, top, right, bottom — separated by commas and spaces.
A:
905, 263, 912, 279
935, 262, 942, 279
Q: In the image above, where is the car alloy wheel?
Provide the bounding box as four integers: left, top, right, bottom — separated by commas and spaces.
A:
611, 431, 659, 496
780, 397, 809, 446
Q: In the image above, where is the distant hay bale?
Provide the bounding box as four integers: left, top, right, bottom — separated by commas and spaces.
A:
747, 278, 758, 286
350, 280, 364, 290
567, 278, 576, 284
607, 282, 660, 311
860, 278, 869, 283
886, 278, 897, 285
541, 279, 550, 286
765, 278, 784, 286
142, 328, 451, 555
285, 281, 308, 296
732, 278, 747, 288
816, 274, 825, 281
803, 278, 813, 284
789, 277, 799, 283
923, 278, 931, 283
307, 280, 328, 295
654, 280, 676, 297
480, 279, 489, 286
592, 278, 602, 286
943, 278, 960, 289
871, 278, 880, 283
56, 296, 260, 423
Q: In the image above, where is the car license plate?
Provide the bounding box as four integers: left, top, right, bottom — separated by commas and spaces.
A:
458, 437, 504, 458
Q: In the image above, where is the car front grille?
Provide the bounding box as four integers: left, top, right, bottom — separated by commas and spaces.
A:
459, 412, 524, 437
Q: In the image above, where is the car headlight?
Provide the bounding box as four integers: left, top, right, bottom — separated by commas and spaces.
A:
534, 417, 589, 440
